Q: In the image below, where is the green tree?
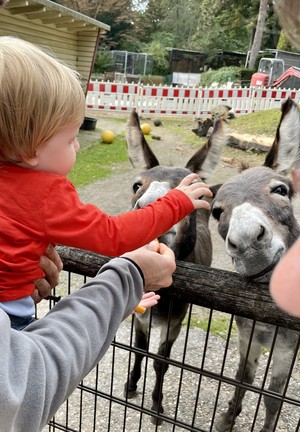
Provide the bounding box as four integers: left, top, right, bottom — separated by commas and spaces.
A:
142, 33, 173, 75
277, 31, 295, 52
158, 0, 198, 49
133, 0, 165, 44
93, 49, 113, 74
52, 0, 286, 72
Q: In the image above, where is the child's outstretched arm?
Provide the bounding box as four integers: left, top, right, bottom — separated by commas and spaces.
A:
175, 173, 212, 211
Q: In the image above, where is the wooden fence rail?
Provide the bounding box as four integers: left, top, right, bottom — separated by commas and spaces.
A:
57, 246, 300, 332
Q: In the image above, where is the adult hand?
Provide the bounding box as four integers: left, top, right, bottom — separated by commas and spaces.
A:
32, 244, 63, 304
122, 240, 176, 292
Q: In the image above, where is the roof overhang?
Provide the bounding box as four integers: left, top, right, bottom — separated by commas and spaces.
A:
4, 0, 110, 33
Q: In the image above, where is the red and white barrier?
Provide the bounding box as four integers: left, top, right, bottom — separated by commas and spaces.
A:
86, 81, 300, 117
86, 82, 139, 112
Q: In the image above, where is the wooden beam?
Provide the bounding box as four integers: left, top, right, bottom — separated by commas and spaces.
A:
65, 22, 87, 28
57, 245, 300, 333
43, 15, 77, 25
67, 25, 89, 32
54, 19, 76, 28
5, 0, 29, 8
26, 9, 60, 20
5, 0, 110, 32
8, 5, 45, 14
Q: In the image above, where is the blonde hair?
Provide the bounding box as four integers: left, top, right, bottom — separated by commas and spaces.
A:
0, 36, 85, 163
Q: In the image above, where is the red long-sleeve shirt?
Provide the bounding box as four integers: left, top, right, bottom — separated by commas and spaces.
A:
0, 164, 193, 301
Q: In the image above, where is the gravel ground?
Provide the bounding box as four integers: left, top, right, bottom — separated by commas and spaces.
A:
43, 112, 300, 431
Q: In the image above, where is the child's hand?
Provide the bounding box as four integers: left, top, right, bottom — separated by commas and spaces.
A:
133, 292, 160, 314
176, 173, 212, 211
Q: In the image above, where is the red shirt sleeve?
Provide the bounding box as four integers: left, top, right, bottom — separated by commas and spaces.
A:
44, 178, 194, 256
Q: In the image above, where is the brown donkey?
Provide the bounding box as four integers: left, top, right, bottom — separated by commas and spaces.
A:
124, 110, 227, 425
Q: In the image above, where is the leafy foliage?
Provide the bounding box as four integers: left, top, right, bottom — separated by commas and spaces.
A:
277, 32, 296, 52
141, 33, 172, 75
140, 75, 165, 85
53, 0, 138, 50
189, 0, 257, 52
53, 0, 292, 76
54, 0, 278, 53
200, 67, 247, 86
93, 49, 113, 74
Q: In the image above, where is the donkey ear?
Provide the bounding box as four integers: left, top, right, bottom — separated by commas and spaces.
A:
186, 118, 228, 180
264, 98, 300, 172
208, 183, 223, 198
125, 109, 159, 169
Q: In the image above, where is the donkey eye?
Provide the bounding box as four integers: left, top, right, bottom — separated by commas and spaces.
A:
133, 181, 142, 193
212, 206, 223, 221
272, 185, 288, 196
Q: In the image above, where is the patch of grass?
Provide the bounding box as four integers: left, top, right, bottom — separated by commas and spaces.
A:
230, 109, 281, 136
68, 135, 128, 187
183, 313, 238, 339
73, 108, 281, 188
157, 108, 281, 139
157, 117, 206, 147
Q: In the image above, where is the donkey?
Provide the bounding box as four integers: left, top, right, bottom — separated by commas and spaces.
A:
124, 110, 228, 424
211, 98, 300, 432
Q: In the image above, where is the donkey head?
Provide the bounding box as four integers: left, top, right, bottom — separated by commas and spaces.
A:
212, 98, 300, 279
126, 110, 228, 262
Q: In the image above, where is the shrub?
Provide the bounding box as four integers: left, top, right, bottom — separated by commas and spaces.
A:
140, 75, 165, 85
200, 66, 255, 87
93, 50, 113, 74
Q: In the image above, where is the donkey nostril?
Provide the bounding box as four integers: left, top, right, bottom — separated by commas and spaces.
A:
257, 226, 265, 241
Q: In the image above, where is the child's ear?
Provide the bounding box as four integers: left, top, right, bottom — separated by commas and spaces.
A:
23, 154, 39, 167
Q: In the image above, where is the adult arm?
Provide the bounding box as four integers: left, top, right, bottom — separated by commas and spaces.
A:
0, 241, 175, 432
0, 258, 143, 432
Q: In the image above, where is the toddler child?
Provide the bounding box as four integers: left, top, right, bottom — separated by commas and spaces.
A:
0, 36, 212, 329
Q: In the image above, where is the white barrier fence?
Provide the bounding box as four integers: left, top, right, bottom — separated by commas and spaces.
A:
86, 81, 300, 117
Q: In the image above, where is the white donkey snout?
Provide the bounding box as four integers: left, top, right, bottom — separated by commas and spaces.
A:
133, 181, 170, 209
226, 203, 275, 256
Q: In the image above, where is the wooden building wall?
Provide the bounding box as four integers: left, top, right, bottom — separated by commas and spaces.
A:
0, 7, 100, 89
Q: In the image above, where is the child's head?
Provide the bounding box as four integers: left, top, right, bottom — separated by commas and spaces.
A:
0, 36, 85, 164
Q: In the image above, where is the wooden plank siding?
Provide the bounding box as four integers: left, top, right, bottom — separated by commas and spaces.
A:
0, 1, 110, 90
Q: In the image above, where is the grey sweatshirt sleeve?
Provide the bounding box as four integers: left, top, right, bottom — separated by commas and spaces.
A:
0, 257, 143, 432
